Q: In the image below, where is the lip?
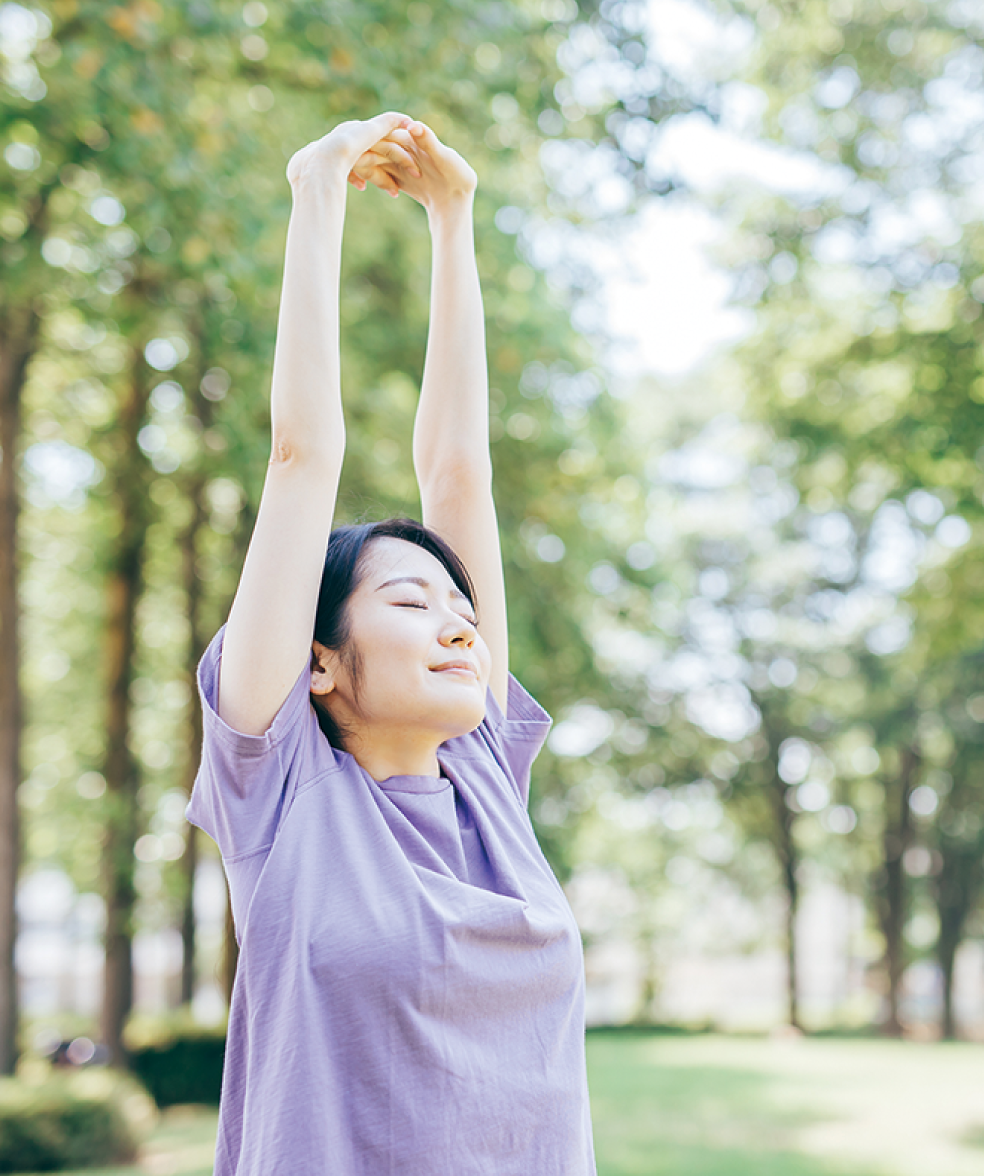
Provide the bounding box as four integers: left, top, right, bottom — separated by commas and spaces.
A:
430, 660, 479, 679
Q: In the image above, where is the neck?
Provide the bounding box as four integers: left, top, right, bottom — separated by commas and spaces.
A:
342, 722, 443, 782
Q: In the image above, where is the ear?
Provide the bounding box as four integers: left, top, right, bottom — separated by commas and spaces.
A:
310, 640, 339, 697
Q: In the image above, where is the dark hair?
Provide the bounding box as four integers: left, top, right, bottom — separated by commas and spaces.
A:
311, 518, 477, 747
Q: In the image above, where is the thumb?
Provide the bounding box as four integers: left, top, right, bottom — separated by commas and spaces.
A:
360, 111, 413, 146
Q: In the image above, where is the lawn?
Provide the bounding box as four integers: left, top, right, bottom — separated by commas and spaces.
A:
16, 1033, 984, 1175
587, 1030, 984, 1176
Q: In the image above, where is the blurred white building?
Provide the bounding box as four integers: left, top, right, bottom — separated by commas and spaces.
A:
16, 857, 227, 1032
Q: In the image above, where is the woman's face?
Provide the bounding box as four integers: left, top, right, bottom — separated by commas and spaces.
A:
312, 537, 491, 753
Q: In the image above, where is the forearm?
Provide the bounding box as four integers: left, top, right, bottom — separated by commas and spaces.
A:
269, 179, 348, 470
413, 199, 491, 489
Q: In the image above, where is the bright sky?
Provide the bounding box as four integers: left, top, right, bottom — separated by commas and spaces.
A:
591, 0, 837, 380
595, 199, 753, 380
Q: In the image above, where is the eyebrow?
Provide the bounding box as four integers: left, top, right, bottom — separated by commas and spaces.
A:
376, 575, 470, 605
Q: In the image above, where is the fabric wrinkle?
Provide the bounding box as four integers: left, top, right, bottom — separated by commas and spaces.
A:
185, 625, 597, 1175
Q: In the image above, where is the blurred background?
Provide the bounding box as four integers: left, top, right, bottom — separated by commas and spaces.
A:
2, 0, 984, 1172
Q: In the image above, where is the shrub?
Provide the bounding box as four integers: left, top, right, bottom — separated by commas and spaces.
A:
0, 1067, 155, 1173
129, 1030, 226, 1107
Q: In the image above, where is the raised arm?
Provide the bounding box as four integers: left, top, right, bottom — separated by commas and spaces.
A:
218, 113, 414, 736
379, 123, 509, 709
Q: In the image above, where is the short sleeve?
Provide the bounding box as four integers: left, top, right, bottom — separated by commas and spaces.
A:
185, 625, 323, 864
444, 673, 552, 808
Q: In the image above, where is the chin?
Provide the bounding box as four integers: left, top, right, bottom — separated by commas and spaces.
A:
436, 695, 487, 741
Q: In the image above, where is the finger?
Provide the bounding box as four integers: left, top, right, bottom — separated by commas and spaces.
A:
350, 152, 395, 184
380, 127, 415, 150
371, 141, 420, 174
358, 145, 417, 173
347, 171, 367, 191
354, 150, 388, 170
408, 120, 441, 150
366, 164, 401, 198
407, 121, 450, 165
335, 111, 413, 163
364, 111, 413, 141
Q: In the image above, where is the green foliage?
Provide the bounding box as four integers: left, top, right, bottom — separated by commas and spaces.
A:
23, 0, 984, 1046
702, 0, 984, 1022
128, 1031, 225, 1108
4, 0, 669, 907
0, 1068, 155, 1172
3, 0, 726, 1066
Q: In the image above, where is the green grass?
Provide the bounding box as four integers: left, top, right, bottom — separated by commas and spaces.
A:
13, 1034, 984, 1174
587, 1030, 984, 1176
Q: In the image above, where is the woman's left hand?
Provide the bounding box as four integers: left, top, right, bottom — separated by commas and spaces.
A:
348, 120, 477, 213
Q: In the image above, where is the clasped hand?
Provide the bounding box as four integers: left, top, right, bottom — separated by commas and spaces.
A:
287, 111, 477, 214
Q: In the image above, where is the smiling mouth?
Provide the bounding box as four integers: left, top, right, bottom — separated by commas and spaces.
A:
431, 663, 478, 678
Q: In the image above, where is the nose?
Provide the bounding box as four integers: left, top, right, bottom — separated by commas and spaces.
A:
440, 610, 475, 647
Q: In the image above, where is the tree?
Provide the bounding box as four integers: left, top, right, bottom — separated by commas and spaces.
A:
5, 0, 709, 1061
0, 287, 37, 1074
1, 0, 98, 1072
98, 321, 153, 1066
711, 0, 984, 1032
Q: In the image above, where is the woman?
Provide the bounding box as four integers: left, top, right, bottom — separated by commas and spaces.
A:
186, 112, 596, 1175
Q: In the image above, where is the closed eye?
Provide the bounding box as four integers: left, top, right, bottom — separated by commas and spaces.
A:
395, 600, 478, 627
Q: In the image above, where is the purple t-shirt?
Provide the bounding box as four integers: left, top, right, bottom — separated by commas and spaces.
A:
186, 627, 596, 1175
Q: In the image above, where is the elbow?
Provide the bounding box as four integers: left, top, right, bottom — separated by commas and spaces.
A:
269, 429, 344, 480
270, 437, 296, 466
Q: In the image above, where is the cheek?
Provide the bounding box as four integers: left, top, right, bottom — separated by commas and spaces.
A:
476, 634, 493, 677
356, 610, 428, 668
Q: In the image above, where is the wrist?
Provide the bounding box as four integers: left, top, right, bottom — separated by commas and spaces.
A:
288, 159, 350, 204
426, 191, 475, 228
289, 178, 349, 208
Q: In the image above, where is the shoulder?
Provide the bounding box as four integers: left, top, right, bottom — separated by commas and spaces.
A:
198, 624, 316, 757
188, 626, 340, 856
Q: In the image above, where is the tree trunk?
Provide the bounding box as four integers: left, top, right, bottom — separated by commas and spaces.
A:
631, 922, 659, 1026
876, 746, 918, 1038
177, 471, 208, 1007
218, 502, 254, 1008
769, 766, 800, 1029
781, 851, 799, 1029
935, 846, 979, 1041
177, 313, 234, 1008
757, 707, 803, 1030
938, 916, 960, 1042
222, 900, 239, 1006
100, 337, 153, 1067
0, 308, 40, 1074
178, 824, 199, 1007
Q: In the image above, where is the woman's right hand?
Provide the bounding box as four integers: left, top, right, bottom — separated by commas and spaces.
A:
286, 112, 417, 196
349, 121, 478, 214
